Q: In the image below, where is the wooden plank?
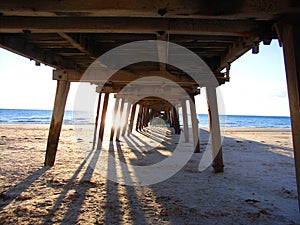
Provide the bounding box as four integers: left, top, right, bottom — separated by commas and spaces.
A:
0, 0, 294, 19
0, 34, 77, 69
206, 87, 224, 173
122, 103, 131, 136
58, 33, 96, 59
0, 17, 274, 37
44, 80, 70, 166
219, 36, 260, 72
92, 92, 102, 149
128, 103, 137, 135
182, 100, 189, 142
110, 97, 120, 141
116, 98, 125, 141
97, 93, 109, 148
281, 23, 300, 209
189, 96, 200, 153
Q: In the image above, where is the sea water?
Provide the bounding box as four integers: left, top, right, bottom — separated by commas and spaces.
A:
0, 109, 291, 128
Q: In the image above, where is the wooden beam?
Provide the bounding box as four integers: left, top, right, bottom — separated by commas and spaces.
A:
136, 104, 143, 131
182, 100, 189, 142
0, 0, 296, 19
116, 98, 125, 141
58, 33, 95, 59
156, 33, 169, 71
128, 103, 137, 135
97, 93, 109, 148
219, 36, 260, 72
144, 106, 150, 127
281, 23, 300, 210
110, 96, 120, 141
189, 95, 200, 153
0, 16, 274, 37
44, 80, 70, 166
99, 85, 197, 97
122, 103, 131, 136
206, 87, 224, 173
174, 106, 181, 134
0, 34, 77, 69
54, 69, 197, 84
92, 92, 102, 149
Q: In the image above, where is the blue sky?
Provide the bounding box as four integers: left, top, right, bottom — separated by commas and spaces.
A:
0, 40, 290, 116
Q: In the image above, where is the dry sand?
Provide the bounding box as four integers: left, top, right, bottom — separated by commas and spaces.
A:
0, 124, 299, 224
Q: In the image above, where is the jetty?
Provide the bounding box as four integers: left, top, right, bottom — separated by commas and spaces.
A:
1, 1, 300, 208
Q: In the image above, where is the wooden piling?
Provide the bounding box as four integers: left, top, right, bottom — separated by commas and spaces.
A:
92, 93, 102, 149
136, 104, 143, 131
116, 98, 125, 141
281, 23, 300, 209
143, 106, 149, 127
182, 100, 189, 142
170, 107, 175, 128
44, 80, 70, 166
166, 110, 171, 126
189, 96, 200, 153
110, 97, 120, 141
122, 102, 131, 136
128, 103, 137, 134
206, 87, 224, 173
176, 107, 181, 134
97, 93, 109, 148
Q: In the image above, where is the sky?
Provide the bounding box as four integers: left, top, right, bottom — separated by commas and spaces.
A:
0, 40, 290, 116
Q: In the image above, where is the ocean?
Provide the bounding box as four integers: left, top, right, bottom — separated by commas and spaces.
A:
0, 109, 291, 128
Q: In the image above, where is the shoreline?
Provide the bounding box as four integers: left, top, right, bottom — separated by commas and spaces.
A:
0, 123, 292, 129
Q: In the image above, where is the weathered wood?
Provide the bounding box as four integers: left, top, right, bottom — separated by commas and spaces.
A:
189, 96, 200, 153
79, 70, 197, 85
57, 33, 94, 59
139, 105, 145, 131
0, 35, 76, 69
122, 103, 131, 136
143, 106, 149, 127
165, 110, 171, 125
97, 93, 109, 148
156, 33, 169, 71
0, 17, 274, 37
128, 103, 137, 134
182, 100, 189, 142
281, 23, 300, 209
110, 97, 120, 141
175, 107, 181, 134
136, 105, 143, 131
92, 93, 102, 149
0, 0, 294, 19
44, 80, 70, 166
171, 106, 180, 134
206, 87, 224, 173
219, 36, 259, 72
116, 98, 125, 141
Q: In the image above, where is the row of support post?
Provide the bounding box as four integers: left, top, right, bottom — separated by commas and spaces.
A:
39, 22, 300, 210
44, 87, 223, 173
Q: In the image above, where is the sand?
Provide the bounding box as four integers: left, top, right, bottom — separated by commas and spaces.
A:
0, 124, 299, 224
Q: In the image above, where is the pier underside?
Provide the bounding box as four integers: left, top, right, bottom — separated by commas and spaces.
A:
1, 0, 300, 208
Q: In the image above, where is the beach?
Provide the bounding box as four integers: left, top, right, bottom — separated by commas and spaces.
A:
0, 124, 299, 224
